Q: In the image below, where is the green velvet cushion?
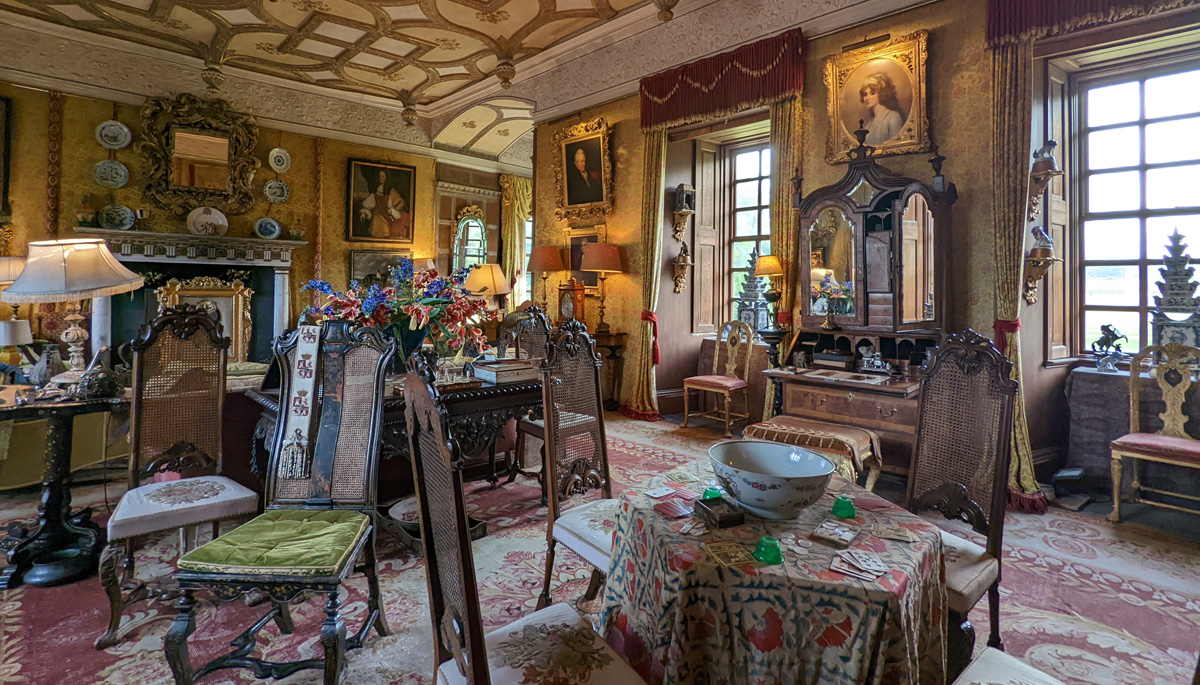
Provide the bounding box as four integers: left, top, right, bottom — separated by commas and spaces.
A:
226, 361, 271, 377
177, 508, 370, 576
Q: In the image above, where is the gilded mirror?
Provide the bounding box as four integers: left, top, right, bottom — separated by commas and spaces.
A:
809, 207, 856, 317
900, 193, 935, 323
139, 94, 260, 217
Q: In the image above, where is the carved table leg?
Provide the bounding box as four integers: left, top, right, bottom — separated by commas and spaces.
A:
1108, 453, 1123, 523
164, 590, 197, 685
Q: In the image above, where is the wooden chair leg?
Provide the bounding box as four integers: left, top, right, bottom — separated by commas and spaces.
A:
681, 387, 691, 427
95, 542, 126, 650
864, 466, 880, 493
986, 583, 1003, 650
537, 538, 558, 611
723, 393, 733, 438
273, 602, 295, 634
321, 590, 347, 685
211, 520, 220, 542
582, 568, 604, 602
1108, 452, 1123, 523
946, 607, 975, 682
163, 590, 197, 685
364, 533, 390, 637
1129, 456, 1142, 499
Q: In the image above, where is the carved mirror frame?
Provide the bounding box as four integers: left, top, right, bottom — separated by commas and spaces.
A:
156, 277, 253, 363
138, 94, 261, 218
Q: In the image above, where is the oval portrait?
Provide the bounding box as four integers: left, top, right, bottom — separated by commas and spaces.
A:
839, 58, 914, 147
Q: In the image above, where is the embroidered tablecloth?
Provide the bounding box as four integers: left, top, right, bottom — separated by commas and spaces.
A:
601, 463, 946, 685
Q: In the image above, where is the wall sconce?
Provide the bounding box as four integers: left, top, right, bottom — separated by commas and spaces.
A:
672, 183, 695, 242
1023, 227, 1062, 305
672, 242, 693, 294
1027, 140, 1063, 222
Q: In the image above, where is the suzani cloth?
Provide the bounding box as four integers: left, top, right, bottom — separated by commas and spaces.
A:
602, 467, 946, 685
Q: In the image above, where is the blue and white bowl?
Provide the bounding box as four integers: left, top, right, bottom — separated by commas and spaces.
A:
708, 440, 835, 519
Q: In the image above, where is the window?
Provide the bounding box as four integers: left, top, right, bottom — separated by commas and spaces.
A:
1076, 60, 1200, 352
524, 217, 534, 297
727, 144, 771, 328
454, 216, 487, 269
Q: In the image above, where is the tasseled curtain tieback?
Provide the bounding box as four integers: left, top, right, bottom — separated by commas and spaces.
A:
642, 310, 660, 365
993, 318, 1021, 355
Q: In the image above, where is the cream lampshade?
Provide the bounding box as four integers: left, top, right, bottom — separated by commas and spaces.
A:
1, 239, 143, 383
581, 243, 621, 332
0, 256, 24, 284
0, 319, 32, 347
464, 263, 511, 309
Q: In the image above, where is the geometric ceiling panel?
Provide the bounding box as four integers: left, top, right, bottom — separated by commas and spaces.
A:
471, 118, 534, 156
435, 97, 535, 159
0, 0, 654, 105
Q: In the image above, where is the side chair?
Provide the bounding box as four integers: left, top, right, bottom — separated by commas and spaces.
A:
96, 304, 258, 649
403, 370, 643, 684
163, 321, 395, 685
906, 329, 1017, 681
683, 319, 754, 437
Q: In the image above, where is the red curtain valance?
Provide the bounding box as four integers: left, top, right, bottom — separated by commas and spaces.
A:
988, 0, 1200, 45
639, 28, 804, 131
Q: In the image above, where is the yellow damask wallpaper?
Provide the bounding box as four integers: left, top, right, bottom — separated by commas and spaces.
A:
0, 82, 438, 319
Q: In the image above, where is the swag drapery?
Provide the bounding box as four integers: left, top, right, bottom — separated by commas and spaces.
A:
987, 0, 1200, 511
499, 174, 532, 311
622, 29, 805, 421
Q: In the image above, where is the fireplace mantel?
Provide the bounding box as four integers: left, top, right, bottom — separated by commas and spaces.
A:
73, 227, 307, 267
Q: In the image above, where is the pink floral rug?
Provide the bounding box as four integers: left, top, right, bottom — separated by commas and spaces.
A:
1, 415, 1197, 684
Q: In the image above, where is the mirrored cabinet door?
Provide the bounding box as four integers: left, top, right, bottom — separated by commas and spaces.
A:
899, 192, 936, 327
808, 206, 859, 322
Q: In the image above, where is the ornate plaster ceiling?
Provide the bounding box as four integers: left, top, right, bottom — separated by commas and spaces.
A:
433, 96, 534, 157
0, 0, 649, 106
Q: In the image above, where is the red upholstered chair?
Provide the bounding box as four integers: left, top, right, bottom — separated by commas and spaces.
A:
1109, 342, 1200, 523
682, 320, 754, 437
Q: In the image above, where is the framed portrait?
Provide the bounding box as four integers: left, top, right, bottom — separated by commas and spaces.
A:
345, 158, 416, 243
824, 31, 929, 163
554, 117, 613, 220
566, 225, 606, 295
156, 277, 253, 363
350, 250, 412, 288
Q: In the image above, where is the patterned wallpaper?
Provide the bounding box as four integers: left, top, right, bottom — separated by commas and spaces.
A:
0, 82, 439, 320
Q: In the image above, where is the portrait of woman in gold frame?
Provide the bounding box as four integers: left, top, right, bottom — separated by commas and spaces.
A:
824, 31, 929, 163
156, 277, 253, 363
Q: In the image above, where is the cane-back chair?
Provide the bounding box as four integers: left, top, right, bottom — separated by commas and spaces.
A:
96, 304, 258, 650
1109, 342, 1200, 523
683, 320, 755, 437
531, 318, 615, 610
496, 304, 552, 361
906, 329, 1017, 680
164, 321, 395, 685
403, 371, 642, 685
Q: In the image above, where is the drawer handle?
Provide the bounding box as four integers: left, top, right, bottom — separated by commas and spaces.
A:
875, 405, 898, 417
846, 392, 855, 401
806, 394, 826, 407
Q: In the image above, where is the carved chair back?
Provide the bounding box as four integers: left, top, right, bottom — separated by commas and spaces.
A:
265, 320, 395, 511
541, 318, 611, 516
129, 304, 229, 490
709, 320, 755, 383
907, 329, 1017, 557
1127, 343, 1200, 438
404, 372, 491, 685
496, 305, 551, 361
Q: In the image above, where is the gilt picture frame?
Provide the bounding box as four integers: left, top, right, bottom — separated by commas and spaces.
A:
350, 249, 412, 288
554, 117, 613, 220
825, 31, 929, 163
156, 277, 253, 363
346, 158, 417, 244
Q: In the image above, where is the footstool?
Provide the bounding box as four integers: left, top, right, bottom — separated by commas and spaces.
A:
744, 415, 883, 491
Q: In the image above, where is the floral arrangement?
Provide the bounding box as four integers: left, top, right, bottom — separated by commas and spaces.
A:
811, 274, 855, 314
302, 258, 493, 359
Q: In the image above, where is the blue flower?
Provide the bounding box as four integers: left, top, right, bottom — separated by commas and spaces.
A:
398, 256, 414, 282
422, 277, 447, 298
450, 265, 474, 285
301, 279, 334, 295
361, 283, 387, 315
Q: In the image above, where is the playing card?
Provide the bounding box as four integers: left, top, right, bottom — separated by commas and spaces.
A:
665, 470, 700, 483
831, 557, 883, 581
841, 549, 888, 574
646, 486, 675, 499
653, 499, 692, 518
702, 541, 756, 567
671, 489, 702, 502
813, 520, 859, 547
872, 525, 918, 543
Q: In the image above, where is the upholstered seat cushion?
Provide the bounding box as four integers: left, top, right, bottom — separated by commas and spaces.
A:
942, 529, 999, 614
552, 499, 619, 570
1111, 432, 1200, 465
177, 508, 370, 577
744, 416, 881, 478
684, 375, 748, 392
107, 475, 258, 541
957, 647, 1066, 684
520, 410, 597, 434
437, 602, 642, 685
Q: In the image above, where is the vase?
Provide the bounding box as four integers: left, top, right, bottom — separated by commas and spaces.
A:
392, 326, 429, 372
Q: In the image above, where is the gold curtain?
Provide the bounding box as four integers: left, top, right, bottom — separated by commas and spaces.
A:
991, 40, 1046, 512
763, 95, 801, 419
620, 129, 668, 421
499, 174, 533, 311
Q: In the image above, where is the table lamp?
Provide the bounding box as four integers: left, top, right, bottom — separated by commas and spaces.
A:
755, 254, 784, 328
464, 263, 512, 310
526, 246, 565, 310
1, 239, 143, 385
581, 242, 622, 333
0, 256, 25, 319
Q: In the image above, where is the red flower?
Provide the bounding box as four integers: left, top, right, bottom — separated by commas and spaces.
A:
815, 614, 854, 648
746, 607, 784, 652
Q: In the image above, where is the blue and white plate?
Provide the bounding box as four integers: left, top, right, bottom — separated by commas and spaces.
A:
92, 160, 129, 188
254, 217, 282, 240
94, 120, 132, 150
267, 148, 291, 173
263, 179, 290, 204
98, 204, 135, 230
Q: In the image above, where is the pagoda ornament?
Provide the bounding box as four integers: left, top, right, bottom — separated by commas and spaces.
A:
1151, 230, 1200, 347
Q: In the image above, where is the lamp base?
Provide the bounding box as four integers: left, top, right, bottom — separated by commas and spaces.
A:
59, 307, 89, 373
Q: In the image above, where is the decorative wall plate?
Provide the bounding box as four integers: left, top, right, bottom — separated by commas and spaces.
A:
186, 206, 229, 236
92, 160, 129, 189
254, 217, 282, 240
94, 120, 132, 150
98, 204, 135, 230
263, 179, 290, 204
268, 148, 291, 173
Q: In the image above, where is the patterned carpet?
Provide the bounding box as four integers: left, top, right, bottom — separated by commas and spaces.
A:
1, 415, 1197, 684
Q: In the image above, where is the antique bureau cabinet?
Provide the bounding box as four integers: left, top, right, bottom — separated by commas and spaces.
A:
775, 130, 957, 475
